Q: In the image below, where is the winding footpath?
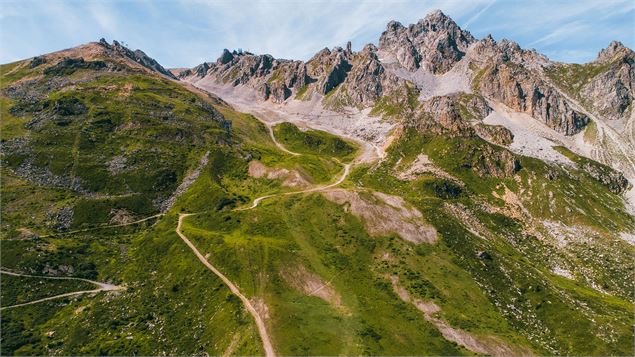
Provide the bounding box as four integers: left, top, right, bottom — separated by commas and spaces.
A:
236, 163, 351, 211
175, 116, 357, 356
236, 116, 353, 210
175, 214, 275, 357
0, 269, 124, 310
266, 121, 300, 156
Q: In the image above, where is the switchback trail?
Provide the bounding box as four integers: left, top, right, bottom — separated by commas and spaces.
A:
235, 163, 351, 211
236, 114, 354, 211
266, 121, 300, 156
0, 269, 124, 310
175, 112, 356, 356
175, 214, 276, 357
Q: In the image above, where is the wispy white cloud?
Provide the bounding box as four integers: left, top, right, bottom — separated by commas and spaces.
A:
1, 0, 633, 66
463, 0, 496, 28
527, 21, 589, 47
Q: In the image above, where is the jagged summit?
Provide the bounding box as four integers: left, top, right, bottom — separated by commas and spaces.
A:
97, 38, 177, 79
179, 9, 633, 145
378, 10, 475, 73
596, 40, 634, 63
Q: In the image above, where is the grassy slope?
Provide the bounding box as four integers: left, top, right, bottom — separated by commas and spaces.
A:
183, 195, 468, 356
2, 51, 633, 356
0, 54, 351, 355
272, 122, 359, 163
1, 216, 263, 355
0, 58, 260, 355
348, 129, 634, 355
1, 60, 231, 235
1, 275, 96, 306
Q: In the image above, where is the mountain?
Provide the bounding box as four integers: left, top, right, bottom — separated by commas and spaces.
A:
1, 11, 634, 356
182, 10, 635, 182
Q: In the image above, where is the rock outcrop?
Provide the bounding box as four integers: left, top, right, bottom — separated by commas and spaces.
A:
475, 61, 590, 135
98, 38, 177, 79
412, 93, 491, 136
474, 123, 514, 146
307, 46, 352, 94
378, 10, 475, 74
179, 10, 629, 145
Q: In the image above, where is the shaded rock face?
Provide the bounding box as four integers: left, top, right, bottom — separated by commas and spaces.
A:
321, 54, 352, 93
345, 45, 402, 106
580, 42, 634, 121
378, 10, 476, 73
465, 144, 520, 178
325, 44, 405, 107
194, 50, 308, 103
474, 123, 514, 146
307, 47, 353, 94
260, 81, 292, 103
476, 63, 590, 135
194, 62, 210, 77
187, 43, 403, 108
580, 161, 630, 194
29, 56, 46, 68
218, 48, 234, 64
413, 93, 491, 136
43, 57, 108, 76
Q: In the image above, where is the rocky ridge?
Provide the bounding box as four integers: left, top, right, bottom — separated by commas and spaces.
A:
181, 10, 608, 137
180, 9, 634, 189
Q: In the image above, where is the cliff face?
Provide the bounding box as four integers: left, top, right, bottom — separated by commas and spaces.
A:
580, 42, 635, 122
182, 42, 407, 108
475, 61, 590, 135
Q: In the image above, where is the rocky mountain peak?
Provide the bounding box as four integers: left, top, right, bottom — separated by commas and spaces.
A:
386, 20, 405, 32
378, 10, 475, 74
218, 49, 234, 64
596, 41, 634, 64
415, 9, 462, 33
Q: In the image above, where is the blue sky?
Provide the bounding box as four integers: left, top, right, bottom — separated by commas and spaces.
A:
1, 0, 633, 67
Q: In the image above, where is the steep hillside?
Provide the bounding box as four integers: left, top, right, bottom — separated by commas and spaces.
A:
2, 11, 634, 357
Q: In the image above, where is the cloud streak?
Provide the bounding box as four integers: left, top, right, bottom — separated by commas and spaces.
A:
1, 0, 633, 67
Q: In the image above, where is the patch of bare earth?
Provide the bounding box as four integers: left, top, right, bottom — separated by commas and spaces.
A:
389, 276, 533, 356
397, 153, 464, 185
250, 296, 271, 321
248, 160, 311, 188
109, 208, 134, 224
16, 228, 38, 240
491, 184, 531, 221
280, 264, 348, 314
120, 82, 133, 97
322, 188, 437, 244
222, 332, 241, 357
115, 120, 141, 132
